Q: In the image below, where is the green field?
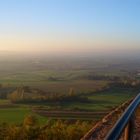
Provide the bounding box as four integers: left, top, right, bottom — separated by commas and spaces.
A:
56, 87, 137, 111
0, 107, 48, 124
0, 83, 138, 123
0, 70, 109, 94
0, 86, 137, 123
0, 100, 48, 124
0, 60, 138, 123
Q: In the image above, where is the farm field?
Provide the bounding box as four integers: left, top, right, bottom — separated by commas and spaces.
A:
0, 59, 139, 124
0, 100, 48, 124
42, 88, 137, 111
0, 107, 48, 124
0, 69, 109, 94
0, 86, 137, 123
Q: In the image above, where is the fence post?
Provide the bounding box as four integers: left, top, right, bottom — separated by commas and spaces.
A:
124, 115, 135, 140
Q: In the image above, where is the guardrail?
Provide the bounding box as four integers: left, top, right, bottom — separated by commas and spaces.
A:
81, 99, 131, 140
105, 93, 140, 140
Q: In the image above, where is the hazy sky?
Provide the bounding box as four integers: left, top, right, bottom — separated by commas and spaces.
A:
0, 0, 140, 55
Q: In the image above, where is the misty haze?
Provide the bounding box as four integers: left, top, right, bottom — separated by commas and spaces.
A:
0, 0, 140, 140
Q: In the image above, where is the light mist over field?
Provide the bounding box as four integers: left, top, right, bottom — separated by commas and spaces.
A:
0, 49, 140, 75
0, 49, 140, 61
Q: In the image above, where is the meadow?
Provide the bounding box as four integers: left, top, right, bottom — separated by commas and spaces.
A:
0, 69, 108, 93
0, 85, 137, 123
0, 99, 48, 124
0, 58, 139, 124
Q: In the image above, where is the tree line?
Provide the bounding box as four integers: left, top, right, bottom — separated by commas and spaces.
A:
0, 115, 92, 140
7, 87, 89, 104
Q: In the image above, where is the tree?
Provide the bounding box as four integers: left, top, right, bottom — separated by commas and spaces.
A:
23, 115, 38, 127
